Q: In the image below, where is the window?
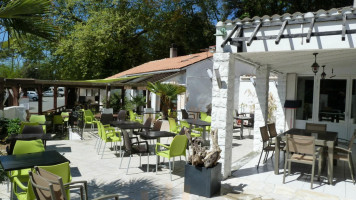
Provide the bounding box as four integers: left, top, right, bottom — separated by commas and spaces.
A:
296, 77, 314, 120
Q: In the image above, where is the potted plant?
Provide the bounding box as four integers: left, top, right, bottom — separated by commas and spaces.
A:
184, 129, 222, 197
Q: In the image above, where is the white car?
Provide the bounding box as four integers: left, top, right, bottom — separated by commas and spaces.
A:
27, 91, 38, 101
43, 90, 54, 97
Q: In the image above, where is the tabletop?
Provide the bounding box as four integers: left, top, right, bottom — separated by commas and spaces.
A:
184, 119, 211, 126
234, 116, 252, 120
137, 131, 176, 140
0, 150, 70, 171
279, 128, 338, 142
110, 121, 150, 129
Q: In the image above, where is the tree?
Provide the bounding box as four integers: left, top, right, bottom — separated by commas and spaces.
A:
147, 82, 186, 119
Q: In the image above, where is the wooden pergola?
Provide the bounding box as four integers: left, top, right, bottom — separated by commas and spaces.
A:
0, 72, 176, 114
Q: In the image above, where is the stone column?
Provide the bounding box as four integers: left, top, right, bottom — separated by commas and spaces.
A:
276, 74, 287, 133
211, 52, 235, 179
253, 65, 270, 151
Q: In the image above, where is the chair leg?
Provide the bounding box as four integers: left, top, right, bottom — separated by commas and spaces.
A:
147, 153, 150, 172
126, 155, 132, 175
257, 150, 264, 168
119, 141, 122, 157
283, 154, 288, 184
348, 155, 355, 183
311, 162, 315, 189
156, 155, 158, 175
119, 152, 124, 169
173, 157, 175, 171
139, 154, 142, 166
169, 158, 172, 181
101, 143, 106, 159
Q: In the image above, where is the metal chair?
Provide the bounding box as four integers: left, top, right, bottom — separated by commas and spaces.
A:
257, 126, 276, 168
100, 113, 114, 125
117, 110, 127, 121
22, 125, 45, 134
283, 134, 323, 189
334, 130, 356, 183
120, 130, 150, 174
306, 123, 327, 132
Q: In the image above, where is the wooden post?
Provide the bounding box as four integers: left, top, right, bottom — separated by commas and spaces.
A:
147, 90, 151, 108
0, 78, 4, 110
121, 88, 125, 109
38, 85, 43, 114
64, 87, 68, 108
53, 86, 58, 112
105, 85, 111, 108
11, 86, 19, 106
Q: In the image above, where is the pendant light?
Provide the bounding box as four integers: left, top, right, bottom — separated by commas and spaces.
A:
321, 65, 326, 79
311, 53, 320, 75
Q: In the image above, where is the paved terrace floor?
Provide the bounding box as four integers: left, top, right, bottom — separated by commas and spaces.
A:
1, 123, 356, 199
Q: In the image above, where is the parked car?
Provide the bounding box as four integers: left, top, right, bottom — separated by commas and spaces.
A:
43, 90, 54, 97
57, 87, 64, 97
27, 91, 38, 101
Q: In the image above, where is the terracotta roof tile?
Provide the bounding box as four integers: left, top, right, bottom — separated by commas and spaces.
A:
106, 52, 213, 79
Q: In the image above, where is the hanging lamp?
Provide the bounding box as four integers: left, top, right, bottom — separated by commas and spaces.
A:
311, 53, 320, 75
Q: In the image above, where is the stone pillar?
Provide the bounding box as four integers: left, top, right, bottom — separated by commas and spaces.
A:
211, 52, 235, 179
276, 74, 287, 133
253, 65, 270, 151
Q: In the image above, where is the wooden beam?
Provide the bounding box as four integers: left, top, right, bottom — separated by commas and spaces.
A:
64, 87, 68, 108
230, 29, 356, 44
105, 85, 111, 108
221, 25, 241, 48
275, 20, 288, 44
53, 86, 58, 112
342, 14, 347, 41
38, 86, 43, 114
11, 86, 19, 106
121, 88, 125, 109
247, 22, 262, 46
306, 18, 315, 43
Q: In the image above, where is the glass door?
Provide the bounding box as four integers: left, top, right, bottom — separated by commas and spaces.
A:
347, 79, 356, 140
317, 78, 349, 140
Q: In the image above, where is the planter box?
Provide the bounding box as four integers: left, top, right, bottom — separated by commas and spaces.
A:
184, 163, 221, 198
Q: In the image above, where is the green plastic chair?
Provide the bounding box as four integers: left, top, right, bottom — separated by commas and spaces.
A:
128, 110, 143, 124
61, 112, 70, 126
83, 109, 98, 132
180, 121, 201, 137
204, 115, 212, 133
53, 115, 64, 133
10, 140, 45, 200
97, 122, 122, 158
200, 112, 208, 121
20, 122, 40, 133
168, 118, 181, 134
155, 135, 188, 180
29, 115, 46, 133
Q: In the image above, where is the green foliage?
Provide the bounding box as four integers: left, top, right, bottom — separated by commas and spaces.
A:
102, 91, 121, 112
6, 118, 20, 135
0, 118, 9, 137
147, 82, 186, 119
123, 96, 135, 111
130, 94, 146, 109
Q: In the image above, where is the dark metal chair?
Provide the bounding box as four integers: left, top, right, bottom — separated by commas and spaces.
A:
117, 110, 127, 121
120, 131, 150, 174
100, 113, 114, 125
22, 125, 45, 134
181, 109, 194, 119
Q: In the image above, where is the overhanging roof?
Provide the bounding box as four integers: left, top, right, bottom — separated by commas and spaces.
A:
235, 48, 356, 75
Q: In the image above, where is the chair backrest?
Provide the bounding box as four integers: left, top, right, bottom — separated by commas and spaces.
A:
117, 110, 127, 121
13, 139, 45, 155
152, 120, 162, 131
267, 123, 278, 138
128, 110, 136, 121
37, 162, 71, 185
286, 134, 315, 155
306, 123, 327, 132
180, 120, 190, 128
348, 129, 356, 150
22, 125, 45, 134
204, 116, 211, 123
143, 117, 152, 127
181, 109, 189, 119
122, 131, 133, 153
30, 170, 66, 200
102, 108, 113, 114
200, 112, 208, 120
169, 135, 188, 157
168, 118, 178, 133
30, 115, 46, 123
53, 115, 64, 125
61, 112, 69, 118
259, 126, 270, 143
101, 113, 114, 125
20, 122, 40, 133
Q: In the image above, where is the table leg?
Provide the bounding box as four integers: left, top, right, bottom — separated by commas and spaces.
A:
156, 138, 160, 164
327, 141, 334, 185
203, 126, 207, 141
240, 121, 244, 139
274, 137, 280, 175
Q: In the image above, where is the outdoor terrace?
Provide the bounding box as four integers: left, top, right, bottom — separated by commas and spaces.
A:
1, 125, 355, 200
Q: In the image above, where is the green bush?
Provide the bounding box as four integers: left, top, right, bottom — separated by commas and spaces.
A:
7, 118, 21, 135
